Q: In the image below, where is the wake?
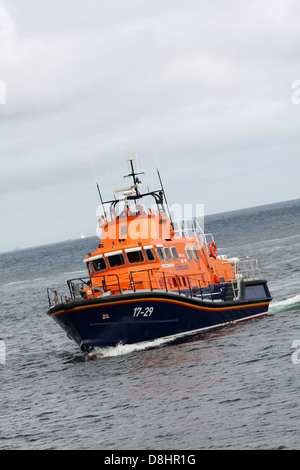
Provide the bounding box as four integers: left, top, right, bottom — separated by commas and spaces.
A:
88, 336, 173, 359
268, 295, 300, 315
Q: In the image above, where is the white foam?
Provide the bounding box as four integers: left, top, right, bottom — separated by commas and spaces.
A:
89, 336, 172, 359
268, 295, 300, 314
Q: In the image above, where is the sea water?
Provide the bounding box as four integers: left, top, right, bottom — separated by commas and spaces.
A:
0, 199, 299, 450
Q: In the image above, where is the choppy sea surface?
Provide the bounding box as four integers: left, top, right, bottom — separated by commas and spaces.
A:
0, 199, 299, 450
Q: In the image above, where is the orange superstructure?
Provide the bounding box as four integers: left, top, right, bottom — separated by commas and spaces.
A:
81, 159, 236, 299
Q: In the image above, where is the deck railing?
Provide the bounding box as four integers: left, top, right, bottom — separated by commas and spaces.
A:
173, 218, 210, 245
232, 257, 261, 281
47, 268, 239, 308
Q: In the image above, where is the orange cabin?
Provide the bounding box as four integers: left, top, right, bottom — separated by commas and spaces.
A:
83, 207, 235, 299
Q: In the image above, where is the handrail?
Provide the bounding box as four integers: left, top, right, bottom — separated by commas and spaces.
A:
47, 269, 238, 308
129, 268, 160, 292
232, 257, 261, 280
173, 218, 207, 244
124, 268, 228, 301
98, 273, 122, 294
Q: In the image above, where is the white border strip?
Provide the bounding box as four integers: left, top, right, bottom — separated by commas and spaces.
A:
104, 250, 123, 257
83, 254, 104, 263
125, 247, 142, 253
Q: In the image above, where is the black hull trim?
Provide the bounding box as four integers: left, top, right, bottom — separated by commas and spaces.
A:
48, 280, 272, 353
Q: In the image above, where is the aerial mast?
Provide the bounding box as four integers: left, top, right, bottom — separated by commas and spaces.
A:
125, 157, 144, 197
155, 164, 173, 227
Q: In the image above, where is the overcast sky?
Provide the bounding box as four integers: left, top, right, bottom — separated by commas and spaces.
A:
1, 0, 299, 253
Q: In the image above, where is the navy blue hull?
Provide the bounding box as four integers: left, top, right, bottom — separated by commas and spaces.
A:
48, 282, 271, 353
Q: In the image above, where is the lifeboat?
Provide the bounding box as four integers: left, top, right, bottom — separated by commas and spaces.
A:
46, 158, 272, 353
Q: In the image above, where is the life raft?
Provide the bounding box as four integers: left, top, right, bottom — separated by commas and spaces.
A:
209, 241, 218, 258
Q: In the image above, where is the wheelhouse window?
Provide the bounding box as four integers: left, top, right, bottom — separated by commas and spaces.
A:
93, 257, 107, 272
156, 246, 164, 261
145, 248, 156, 262
191, 246, 199, 261
106, 253, 125, 268
185, 246, 193, 262
126, 249, 144, 264
87, 262, 94, 275
163, 247, 172, 261
171, 246, 178, 260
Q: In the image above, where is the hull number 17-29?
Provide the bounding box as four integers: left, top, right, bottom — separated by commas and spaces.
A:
133, 306, 154, 317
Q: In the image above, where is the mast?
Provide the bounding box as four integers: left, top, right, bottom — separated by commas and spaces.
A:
125, 157, 144, 197
156, 166, 173, 227
96, 156, 173, 224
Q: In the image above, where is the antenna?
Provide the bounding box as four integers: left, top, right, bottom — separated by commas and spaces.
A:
155, 158, 173, 226
91, 160, 107, 218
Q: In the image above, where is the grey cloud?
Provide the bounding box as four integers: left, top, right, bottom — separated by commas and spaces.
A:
1, 0, 300, 252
